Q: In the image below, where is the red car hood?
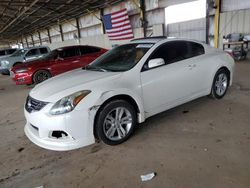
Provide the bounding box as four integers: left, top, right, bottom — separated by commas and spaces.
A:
12, 59, 53, 71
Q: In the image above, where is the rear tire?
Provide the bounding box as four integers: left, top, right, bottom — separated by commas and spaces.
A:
210, 69, 229, 99
33, 70, 51, 84
95, 100, 136, 145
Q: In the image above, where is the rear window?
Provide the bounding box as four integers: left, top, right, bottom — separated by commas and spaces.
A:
40, 48, 48, 54
187, 41, 205, 58
59, 47, 79, 58
0, 50, 5, 56
6, 49, 17, 55
87, 47, 101, 53
79, 46, 101, 55
150, 41, 189, 64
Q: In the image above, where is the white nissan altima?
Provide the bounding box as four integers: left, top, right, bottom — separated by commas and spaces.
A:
24, 37, 234, 151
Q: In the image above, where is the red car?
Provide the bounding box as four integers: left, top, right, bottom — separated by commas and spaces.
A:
11, 45, 107, 85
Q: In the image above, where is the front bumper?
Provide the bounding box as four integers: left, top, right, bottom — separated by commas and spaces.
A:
11, 71, 33, 85
24, 102, 96, 151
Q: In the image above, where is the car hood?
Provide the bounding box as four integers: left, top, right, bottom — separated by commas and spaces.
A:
0, 55, 11, 60
1, 56, 21, 62
13, 59, 52, 70
30, 69, 122, 102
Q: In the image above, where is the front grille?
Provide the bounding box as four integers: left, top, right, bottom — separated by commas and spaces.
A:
25, 95, 48, 113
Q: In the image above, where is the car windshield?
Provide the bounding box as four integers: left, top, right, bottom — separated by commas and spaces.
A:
11, 49, 28, 57
86, 43, 153, 72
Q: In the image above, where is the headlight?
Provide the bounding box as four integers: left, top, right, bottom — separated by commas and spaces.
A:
50, 90, 91, 115
16, 67, 31, 73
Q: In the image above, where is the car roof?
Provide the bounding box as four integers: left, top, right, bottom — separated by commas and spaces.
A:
23, 46, 49, 50
130, 36, 167, 44
0, 48, 18, 51
130, 36, 204, 45
55, 45, 103, 51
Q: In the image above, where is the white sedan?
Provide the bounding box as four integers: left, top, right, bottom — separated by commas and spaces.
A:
24, 37, 234, 151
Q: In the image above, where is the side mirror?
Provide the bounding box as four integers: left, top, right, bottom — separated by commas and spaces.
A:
23, 56, 26, 62
148, 58, 165, 69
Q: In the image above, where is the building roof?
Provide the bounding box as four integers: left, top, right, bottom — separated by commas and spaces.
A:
0, 0, 123, 45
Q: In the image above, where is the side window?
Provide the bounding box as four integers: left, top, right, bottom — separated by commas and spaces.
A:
89, 47, 101, 53
187, 42, 205, 57
26, 49, 39, 57
6, 49, 17, 54
79, 46, 85, 55
0, 50, 5, 56
40, 48, 48, 54
59, 48, 79, 58
80, 46, 101, 55
150, 41, 189, 64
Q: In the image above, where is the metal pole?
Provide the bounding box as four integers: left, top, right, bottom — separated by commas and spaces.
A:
140, 0, 147, 37
25, 37, 29, 48
76, 17, 81, 39
214, 0, 220, 48
38, 31, 42, 45
100, 8, 105, 34
47, 28, 52, 43
59, 24, 64, 41
31, 34, 35, 46
205, 0, 209, 44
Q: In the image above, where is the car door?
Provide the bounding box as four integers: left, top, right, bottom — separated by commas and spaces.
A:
52, 47, 81, 75
140, 41, 204, 117
184, 41, 210, 95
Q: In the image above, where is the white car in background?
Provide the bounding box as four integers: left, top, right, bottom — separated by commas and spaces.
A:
24, 37, 235, 151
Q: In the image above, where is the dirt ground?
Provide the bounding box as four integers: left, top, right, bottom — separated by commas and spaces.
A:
0, 60, 250, 188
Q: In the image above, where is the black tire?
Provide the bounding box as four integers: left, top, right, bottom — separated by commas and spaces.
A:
210, 69, 229, 99
1, 70, 10, 75
33, 70, 51, 84
95, 100, 136, 145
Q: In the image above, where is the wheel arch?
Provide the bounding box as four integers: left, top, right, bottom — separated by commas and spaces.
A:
210, 66, 231, 93
93, 94, 144, 140
32, 69, 52, 83
13, 62, 23, 67
218, 66, 231, 81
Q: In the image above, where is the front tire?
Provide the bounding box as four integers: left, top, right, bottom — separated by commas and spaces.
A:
1, 70, 10, 75
210, 69, 229, 99
33, 70, 51, 84
95, 100, 136, 145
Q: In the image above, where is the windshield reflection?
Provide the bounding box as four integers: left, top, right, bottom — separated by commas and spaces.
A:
86, 43, 152, 72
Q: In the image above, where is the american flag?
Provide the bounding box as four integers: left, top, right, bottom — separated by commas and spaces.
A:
102, 8, 134, 40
